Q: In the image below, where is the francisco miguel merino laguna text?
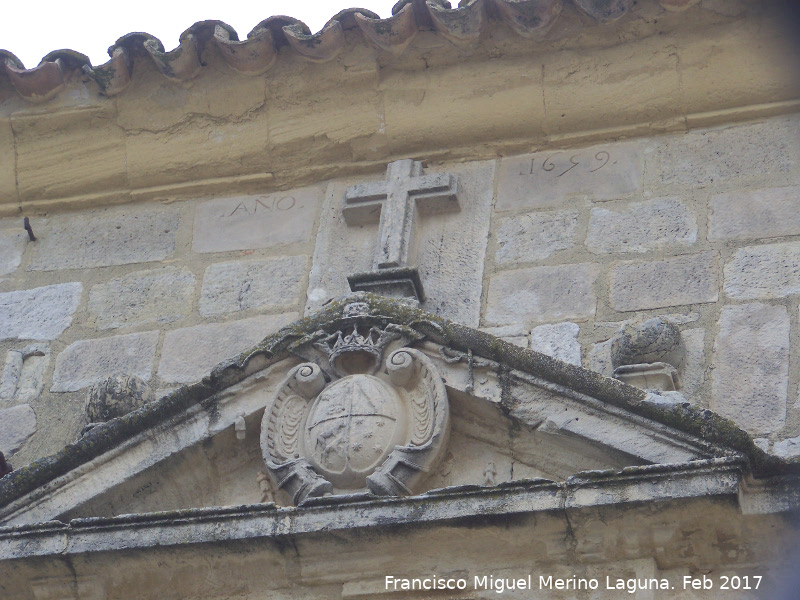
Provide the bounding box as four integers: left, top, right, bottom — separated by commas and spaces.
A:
385, 574, 675, 594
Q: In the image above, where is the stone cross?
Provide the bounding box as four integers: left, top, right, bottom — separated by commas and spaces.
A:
343, 159, 460, 270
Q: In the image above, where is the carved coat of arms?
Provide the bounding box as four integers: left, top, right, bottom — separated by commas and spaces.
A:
260, 302, 450, 505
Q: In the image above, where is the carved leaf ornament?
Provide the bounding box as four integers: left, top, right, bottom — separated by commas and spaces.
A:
261, 304, 449, 505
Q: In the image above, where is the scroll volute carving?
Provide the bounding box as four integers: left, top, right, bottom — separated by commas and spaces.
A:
260, 318, 449, 506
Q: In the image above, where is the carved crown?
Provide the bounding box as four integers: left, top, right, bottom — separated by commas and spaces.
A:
330, 327, 382, 358
315, 325, 400, 376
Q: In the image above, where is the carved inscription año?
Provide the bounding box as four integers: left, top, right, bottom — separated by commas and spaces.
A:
226, 195, 303, 217
193, 187, 320, 253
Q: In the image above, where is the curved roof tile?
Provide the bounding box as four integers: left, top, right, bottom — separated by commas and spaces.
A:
1, 0, 698, 103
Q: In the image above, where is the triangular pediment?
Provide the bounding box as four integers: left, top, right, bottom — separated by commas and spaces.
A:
0, 294, 791, 527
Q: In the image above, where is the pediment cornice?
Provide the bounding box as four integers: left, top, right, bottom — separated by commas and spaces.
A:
0, 293, 796, 523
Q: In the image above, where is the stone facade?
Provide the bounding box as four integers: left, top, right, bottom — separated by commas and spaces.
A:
0, 1, 799, 598
0, 110, 797, 463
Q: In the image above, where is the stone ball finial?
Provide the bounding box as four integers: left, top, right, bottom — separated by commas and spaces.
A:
611, 317, 685, 371
86, 375, 155, 423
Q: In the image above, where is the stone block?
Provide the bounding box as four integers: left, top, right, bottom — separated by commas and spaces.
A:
116, 71, 266, 132
772, 435, 800, 460
724, 242, 800, 300
679, 19, 800, 120
270, 89, 381, 149
89, 267, 196, 330
587, 340, 614, 377
157, 314, 297, 384
0, 404, 36, 457
495, 210, 578, 264
0, 283, 82, 341
653, 115, 800, 187
199, 256, 307, 316
0, 345, 49, 404
480, 324, 528, 348
529, 322, 581, 366
12, 108, 127, 201
125, 117, 270, 190
711, 303, 788, 435
586, 198, 697, 254
496, 141, 643, 211
306, 161, 495, 327
28, 207, 179, 271
192, 187, 321, 254
381, 61, 544, 154
485, 264, 598, 326
709, 186, 800, 241
51, 332, 160, 393
541, 35, 682, 136
680, 328, 706, 400
609, 252, 718, 312
0, 119, 16, 208
0, 225, 27, 276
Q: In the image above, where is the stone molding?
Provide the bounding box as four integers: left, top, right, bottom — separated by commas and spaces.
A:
0, 459, 752, 562
0, 294, 795, 527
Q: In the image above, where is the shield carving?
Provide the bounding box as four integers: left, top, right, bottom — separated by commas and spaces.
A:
304, 375, 406, 488
261, 320, 450, 506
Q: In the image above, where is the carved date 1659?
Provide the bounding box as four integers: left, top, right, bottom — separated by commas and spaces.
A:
522, 150, 611, 177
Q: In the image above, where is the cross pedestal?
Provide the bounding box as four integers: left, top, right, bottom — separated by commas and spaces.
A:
343, 159, 460, 301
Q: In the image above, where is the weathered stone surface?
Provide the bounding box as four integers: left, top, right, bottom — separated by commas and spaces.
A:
0, 227, 27, 276
0, 404, 36, 458
654, 115, 800, 187
51, 332, 160, 393
680, 328, 705, 400
89, 268, 196, 330
199, 256, 306, 317
0, 120, 15, 207
709, 186, 800, 241
28, 207, 179, 271
0, 283, 82, 341
496, 141, 643, 211
772, 435, 800, 459
86, 376, 155, 423
0, 345, 49, 404
529, 323, 581, 366
157, 314, 297, 384
307, 161, 495, 327
724, 242, 800, 300
12, 108, 127, 202
586, 198, 697, 254
485, 264, 598, 325
610, 318, 685, 370
753, 438, 770, 453
344, 160, 459, 271
192, 188, 321, 254
262, 345, 449, 503
125, 117, 271, 191
587, 339, 613, 377
711, 303, 788, 435
480, 325, 528, 348
381, 61, 544, 155
495, 210, 578, 264
610, 252, 718, 312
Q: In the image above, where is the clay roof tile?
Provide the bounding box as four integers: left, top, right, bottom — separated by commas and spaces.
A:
0, 0, 699, 102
